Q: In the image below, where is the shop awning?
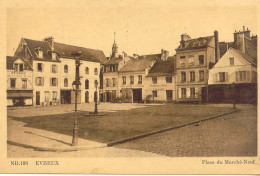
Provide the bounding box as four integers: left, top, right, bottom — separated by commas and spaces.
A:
7, 90, 33, 98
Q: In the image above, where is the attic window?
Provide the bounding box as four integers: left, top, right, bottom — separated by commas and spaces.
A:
35, 48, 43, 59
52, 53, 57, 60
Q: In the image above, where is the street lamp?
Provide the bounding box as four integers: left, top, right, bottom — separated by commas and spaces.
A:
94, 80, 98, 114
71, 51, 81, 146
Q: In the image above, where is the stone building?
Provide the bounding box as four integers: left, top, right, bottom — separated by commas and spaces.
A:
175, 31, 220, 103
8, 37, 106, 106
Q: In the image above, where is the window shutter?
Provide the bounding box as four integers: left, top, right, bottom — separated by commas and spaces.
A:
178, 88, 181, 98
216, 73, 219, 82
195, 87, 198, 98
50, 78, 52, 86
42, 63, 44, 72
43, 77, 44, 86
56, 78, 58, 86
56, 66, 58, 73
246, 71, 250, 82
225, 72, 229, 82
187, 88, 190, 98
235, 72, 239, 82
50, 64, 52, 73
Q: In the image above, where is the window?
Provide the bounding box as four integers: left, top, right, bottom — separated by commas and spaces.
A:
50, 78, 57, 86
122, 76, 126, 85
180, 56, 185, 67
64, 65, 68, 73
19, 64, 23, 71
52, 91, 57, 101
239, 71, 246, 81
35, 77, 44, 86
138, 75, 142, 84
189, 56, 195, 65
44, 91, 50, 102
199, 55, 204, 65
64, 78, 68, 87
199, 70, 204, 81
37, 63, 43, 72
14, 64, 19, 71
52, 64, 57, 73
181, 88, 186, 98
218, 72, 226, 82
152, 91, 157, 97
152, 77, 157, 84
85, 79, 89, 89
190, 88, 195, 98
10, 78, 16, 88
94, 68, 98, 75
52, 53, 57, 60
106, 78, 109, 87
166, 77, 172, 83
190, 71, 195, 82
230, 57, 234, 66
85, 67, 89, 74
112, 78, 116, 87
181, 72, 186, 82
38, 50, 43, 58
130, 76, 134, 84
22, 79, 27, 89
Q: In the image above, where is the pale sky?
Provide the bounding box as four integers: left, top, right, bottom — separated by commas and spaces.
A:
7, 2, 257, 57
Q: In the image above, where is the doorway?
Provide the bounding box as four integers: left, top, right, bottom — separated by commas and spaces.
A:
85, 91, 89, 103
132, 88, 142, 103
60, 90, 71, 104
201, 87, 208, 103
36, 91, 40, 105
166, 90, 173, 102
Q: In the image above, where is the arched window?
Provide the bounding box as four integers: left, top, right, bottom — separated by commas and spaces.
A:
94, 68, 98, 75
64, 65, 68, 73
64, 78, 68, 87
85, 79, 89, 89
85, 67, 89, 74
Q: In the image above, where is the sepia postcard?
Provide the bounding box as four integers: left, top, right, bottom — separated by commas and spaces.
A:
0, 0, 259, 174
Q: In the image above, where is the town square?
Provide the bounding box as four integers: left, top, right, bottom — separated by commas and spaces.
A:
5, 6, 257, 158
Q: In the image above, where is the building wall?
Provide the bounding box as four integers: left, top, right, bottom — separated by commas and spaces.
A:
208, 50, 257, 84
176, 48, 211, 101
119, 71, 147, 100
59, 58, 100, 103
33, 60, 61, 105
7, 58, 33, 106
146, 76, 176, 101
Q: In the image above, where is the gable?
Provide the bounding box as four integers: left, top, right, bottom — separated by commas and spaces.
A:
213, 48, 253, 68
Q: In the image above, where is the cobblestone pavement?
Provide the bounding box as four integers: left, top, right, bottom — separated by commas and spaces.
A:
116, 105, 257, 157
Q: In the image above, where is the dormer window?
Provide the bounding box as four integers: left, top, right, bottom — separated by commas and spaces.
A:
52, 52, 57, 60
38, 50, 43, 58
35, 48, 43, 58
14, 63, 24, 71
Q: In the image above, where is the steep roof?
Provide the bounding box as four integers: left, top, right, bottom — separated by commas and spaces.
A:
22, 38, 107, 64
119, 57, 155, 72
103, 58, 122, 65
23, 38, 53, 61
229, 47, 257, 66
6, 56, 33, 70
54, 42, 107, 64
138, 54, 161, 60
147, 56, 175, 77
176, 36, 214, 51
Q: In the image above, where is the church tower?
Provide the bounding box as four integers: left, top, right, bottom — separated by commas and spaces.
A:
111, 32, 119, 58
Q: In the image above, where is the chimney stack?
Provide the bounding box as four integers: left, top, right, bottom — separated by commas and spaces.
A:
44, 36, 54, 51
214, 30, 220, 63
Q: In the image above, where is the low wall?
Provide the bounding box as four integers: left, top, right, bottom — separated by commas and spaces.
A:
208, 83, 257, 104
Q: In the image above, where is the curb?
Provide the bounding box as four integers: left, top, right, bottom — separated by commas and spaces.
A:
35, 144, 107, 152
107, 109, 240, 147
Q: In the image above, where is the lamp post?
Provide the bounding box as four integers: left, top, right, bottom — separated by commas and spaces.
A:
71, 51, 81, 146
94, 80, 98, 114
